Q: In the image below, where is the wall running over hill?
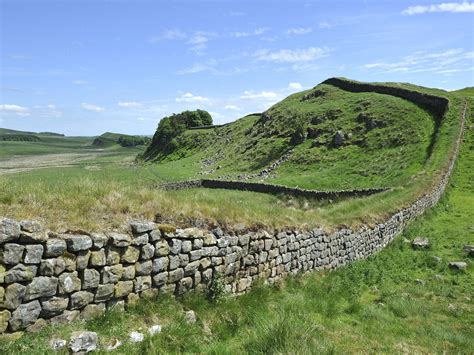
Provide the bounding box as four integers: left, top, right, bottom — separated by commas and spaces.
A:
161, 179, 388, 199
0, 103, 466, 334
323, 77, 449, 117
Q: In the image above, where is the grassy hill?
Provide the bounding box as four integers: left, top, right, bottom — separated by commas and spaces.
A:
143, 78, 463, 191
92, 132, 151, 148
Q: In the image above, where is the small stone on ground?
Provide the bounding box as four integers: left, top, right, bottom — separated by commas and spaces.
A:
148, 324, 162, 335
185, 310, 196, 324
129, 331, 144, 343
68, 331, 98, 353
411, 237, 430, 249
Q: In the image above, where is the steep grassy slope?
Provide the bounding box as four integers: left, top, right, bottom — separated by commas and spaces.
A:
145, 78, 461, 192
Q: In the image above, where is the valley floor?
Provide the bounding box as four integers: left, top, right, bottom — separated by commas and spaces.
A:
1, 114, 472, 353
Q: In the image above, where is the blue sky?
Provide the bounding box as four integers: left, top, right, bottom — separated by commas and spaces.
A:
1, 0, 473, 136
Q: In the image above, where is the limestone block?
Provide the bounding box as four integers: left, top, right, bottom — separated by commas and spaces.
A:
134, 276, 151, 293
102, 264, 123, 283
23, 245, 44, 264
109, 233, 131, 247
0, 310, 11, 333
82, 269, 100, 289
121, 246, 140, 263
114, 281, 134, 298
44, 238, 66, 258
152, 257, 169, 274
5, 264, 36, 283
3, 283, 26, 309
181, 240, 192, 253
0, 218, 20, 244
76, 250, 91, 270
1, 244, 24, 264
70, 291, 94, 310
94, 284, 115, 302
121, 265, 136, 280
61, 234, 92, 252
80, 304, 105, 320
9, 300, 41, 331
154, 240, 169, 256
135, 260, 152, 276
50, 310, 79, 325
140, 243, 155, 260
131, 233, 149, 246
130, 221, 155, 234
41, 296, 69, 317
106, 246, 122, 265
58, 271, 81, 294
168, 268, 184, 283
152, 272, 167, 287
90, 232, 108, 249
89, 249, 106, 266
24, 276, 58, 301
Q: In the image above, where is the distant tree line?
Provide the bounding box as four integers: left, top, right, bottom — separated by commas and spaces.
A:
0, 134, 41, 142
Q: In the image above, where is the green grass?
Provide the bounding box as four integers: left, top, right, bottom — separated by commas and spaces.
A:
1, 108, 472, 353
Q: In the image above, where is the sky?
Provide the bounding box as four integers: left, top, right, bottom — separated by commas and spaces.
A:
1, 0, 473, 136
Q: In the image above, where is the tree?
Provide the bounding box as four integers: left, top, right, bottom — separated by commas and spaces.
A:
144, 110, 213, 158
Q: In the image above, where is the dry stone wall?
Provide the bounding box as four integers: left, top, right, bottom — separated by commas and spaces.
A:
322, 77, 449, 117
160, 179, 388, 199
0, 103, 466, 335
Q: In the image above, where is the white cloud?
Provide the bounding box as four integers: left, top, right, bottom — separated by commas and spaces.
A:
118, 101, 142, 108
149, 29, 187, 43
224, 105, 240, 110
286, 27, 312, 35
319, 21, 333, 29
72, 80, 88, 85
0, 104, 30, 116
81, 103, 105, 112
402, 2, 474, 15
288, 82, 303, 90
231, 27, 269, 38
176, 59, 218, 75
363, 49, 474, 76
241, 90, 279, 100
175, 93, 210, 103
254, 46, 331, 63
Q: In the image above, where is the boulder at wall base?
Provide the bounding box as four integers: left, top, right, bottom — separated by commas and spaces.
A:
68, 331, 98, 353
8, 300, 41, 331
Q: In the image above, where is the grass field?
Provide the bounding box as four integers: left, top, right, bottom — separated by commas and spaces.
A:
1, 103, 471, 353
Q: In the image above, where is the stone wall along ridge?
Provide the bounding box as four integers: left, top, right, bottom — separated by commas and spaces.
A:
0, 102, 466, 334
